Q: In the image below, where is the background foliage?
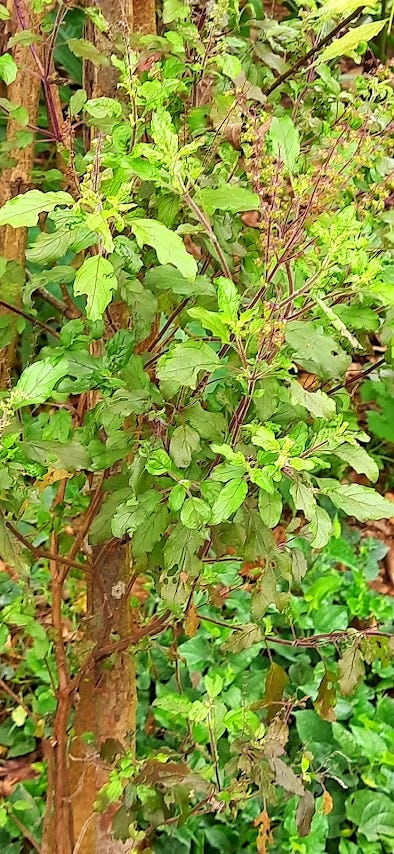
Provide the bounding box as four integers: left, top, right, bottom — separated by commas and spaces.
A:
0, 0, 394, 851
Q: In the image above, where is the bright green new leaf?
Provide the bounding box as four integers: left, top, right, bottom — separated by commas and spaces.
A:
217, 53, 243, 80
316, 0, 378, 20
210, 478, 248, 525
11, 706, 28, 727
14, 359, 68, 406
195, 187, 260, 216
188, 307, 230, 343
132, 219, 197, 282
74, 256, 117, 321
146, 448, 173, 475
204, 673, 223, 698
157, 340, 220, 392
269, 116, 300, 173
0, 190, 73, 228
0, 54, 17, 85
217, 277, 240, 322
320, 20, 386, 63
319, 480, 394, 522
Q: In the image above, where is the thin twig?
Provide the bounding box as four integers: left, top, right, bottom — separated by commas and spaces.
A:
0, 299, 60, 339
265, 10, 361, 96
5, 521, 88, 572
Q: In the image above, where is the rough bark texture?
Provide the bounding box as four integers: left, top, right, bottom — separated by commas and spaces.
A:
68, 543, 137, 854
0, 0, 42, 387
68, 3, 157, 852
133, 0, 157, 33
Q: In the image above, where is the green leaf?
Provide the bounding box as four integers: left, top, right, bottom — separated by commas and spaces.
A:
346, 790, 394, 842
316, 0, 378, 19
157, 340, 220, 393
290, 480, 316, 521
8, 30, 42, 47
217, 277, 240, 322
170, 424, 200, 468
69, 89, 87, 116
74, 256, 117, 321
169, 484, 186, 512
163, 0, 189, 23
308, 506, 333, 549
195, 187, 260, 216
164, 523, 203, 574
286, 321, 351, 380
204, 673, 223, 698
258, 489, 282, 528
334, 443, 379, 483
0, 190, 73, 228
0, 5, 10, 18
11, 706, 28, 727
0, 54, 17, 85
14, 359, 68, 406
319, 479, 394, 522
131, 219, 197, 282
145, 265, 215, 297
217, 53, 243, 80
188, 307, 230, 343
289, 380, 336, 419
146, 448, 173, 475
68, 38, 110, 66
320, 20, 386, 63
210, 478, 248, 525
84, 97, 122, 120
21, 439, 90, 472
338, 643, 365, 696
180, 497, 211, 530
186, 403, 226, 441
269, 116, 300, 173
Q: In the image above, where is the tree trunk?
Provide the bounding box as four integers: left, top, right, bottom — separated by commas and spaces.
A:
0, 0, 42, 387
67, 3, 157, 852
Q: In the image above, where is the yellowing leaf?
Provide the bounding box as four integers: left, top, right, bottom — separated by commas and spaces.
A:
338, 643, 365, 696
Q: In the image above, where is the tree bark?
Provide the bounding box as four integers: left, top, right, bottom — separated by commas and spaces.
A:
0, 0, 42, 387
67, 3, 157, 852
